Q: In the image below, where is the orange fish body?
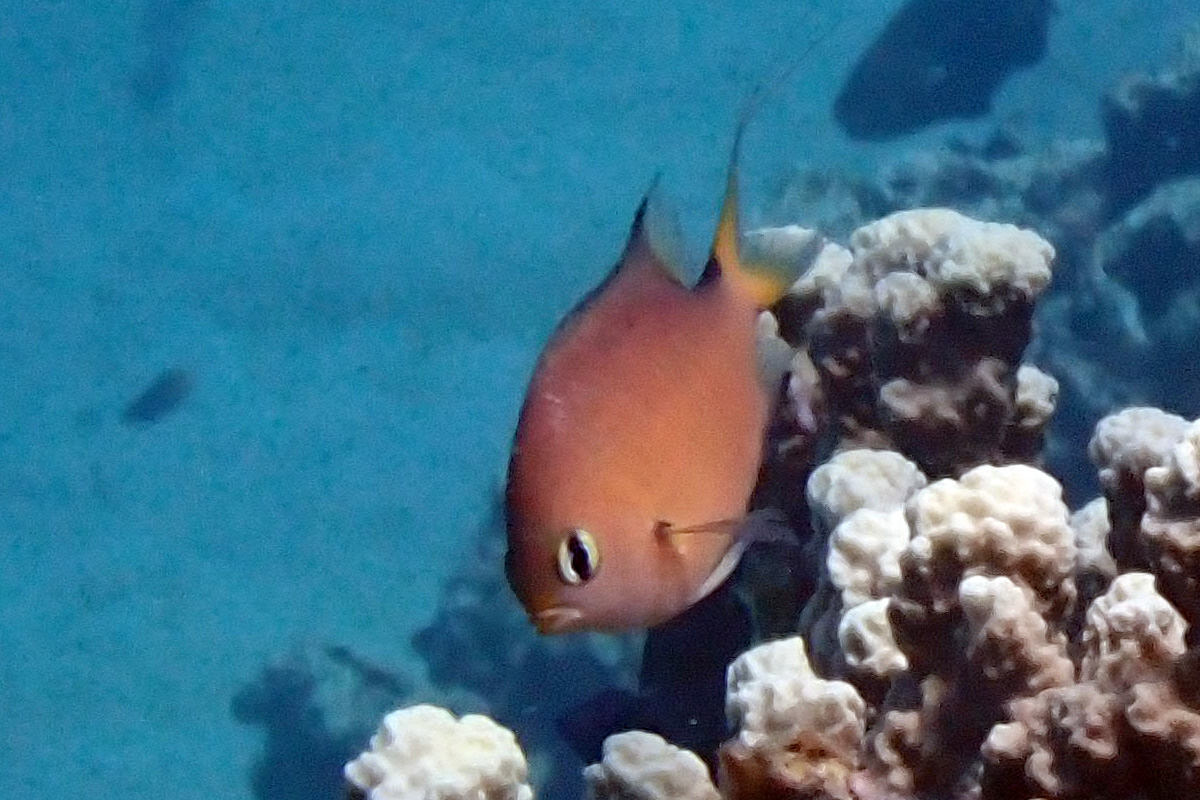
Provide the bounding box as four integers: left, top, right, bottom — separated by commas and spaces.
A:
505, 143, 791, 634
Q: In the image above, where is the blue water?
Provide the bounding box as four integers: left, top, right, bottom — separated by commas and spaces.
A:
1, 1, 1196, 798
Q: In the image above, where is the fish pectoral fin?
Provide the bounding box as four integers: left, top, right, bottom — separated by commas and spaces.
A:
657, 518, 743, 538
735, 507, 799, 546
680, 509, 798, 606
659, 508, 795, 545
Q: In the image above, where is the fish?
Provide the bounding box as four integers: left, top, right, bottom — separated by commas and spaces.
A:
122, 366, 194, 425
833, 0, 1054, 140
503, 124, 797, 634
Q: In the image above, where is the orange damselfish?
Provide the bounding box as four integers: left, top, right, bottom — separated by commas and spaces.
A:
504, 128, 794, 634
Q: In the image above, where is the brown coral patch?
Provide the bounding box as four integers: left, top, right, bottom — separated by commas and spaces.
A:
719, 730, 857, 800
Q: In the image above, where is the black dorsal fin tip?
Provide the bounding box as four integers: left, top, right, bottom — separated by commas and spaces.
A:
621, 175, 686, 285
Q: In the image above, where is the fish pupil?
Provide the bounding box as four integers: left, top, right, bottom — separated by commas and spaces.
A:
568, 535, 594, 581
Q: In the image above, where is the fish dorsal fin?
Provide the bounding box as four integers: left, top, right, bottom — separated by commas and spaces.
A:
698, 118, 796, 307
697, 126, 745, 292
620, 177, 688, 286
699, 17, 854, 308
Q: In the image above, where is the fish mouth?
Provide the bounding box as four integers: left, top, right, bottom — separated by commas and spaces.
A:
531, 605, 584, 634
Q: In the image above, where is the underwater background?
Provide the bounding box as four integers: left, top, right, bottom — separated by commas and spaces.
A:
3, 1, 1199, 798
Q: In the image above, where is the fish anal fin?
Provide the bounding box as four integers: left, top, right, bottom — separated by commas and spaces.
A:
688, 540, 747, 605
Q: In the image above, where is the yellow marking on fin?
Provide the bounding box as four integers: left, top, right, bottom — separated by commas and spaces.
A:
707, 11, 852, 308
706, 108, 798, 308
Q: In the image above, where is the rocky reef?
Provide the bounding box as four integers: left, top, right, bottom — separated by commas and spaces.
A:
774, 25, 1200, 506
342, 201, 1200, 800
337, 27, 1200, 800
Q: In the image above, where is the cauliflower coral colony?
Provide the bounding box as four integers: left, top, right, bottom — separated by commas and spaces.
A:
342, 201, 1200, 800
340, 30, 1200, 800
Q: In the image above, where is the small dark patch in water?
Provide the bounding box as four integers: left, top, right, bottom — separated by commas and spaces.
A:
130, 0, 207, 111
834, 0, 1053, 140
121, 367, 193, 425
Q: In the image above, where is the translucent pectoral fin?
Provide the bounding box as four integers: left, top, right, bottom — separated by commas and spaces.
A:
660, 508, 795, 545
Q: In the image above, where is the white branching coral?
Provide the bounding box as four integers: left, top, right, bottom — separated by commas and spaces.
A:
981, 682, 1128, 800
827, 507, 910, 609
781, 207, 1057, 479
1089, 406, 1190, 569
726, 637, 866, 756
1014, 365, 1059, 432
848, 208, 1054, 297
1089, 408, 1189, 490
584, 731, 719, 800
1081, 572, 1187, 689
838, 598, 908, 678
721, 637, 866, 800
806, 449, 927, 535
959, 575, 1074, 696
799, 449, 925, 678
903, 464, 1077, 620
1142, 418, 1200, 625
1071, 498, 1117, 582
344, 705, 533, 800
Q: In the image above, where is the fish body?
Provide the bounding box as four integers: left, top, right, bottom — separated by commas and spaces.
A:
505, 142, 792, 634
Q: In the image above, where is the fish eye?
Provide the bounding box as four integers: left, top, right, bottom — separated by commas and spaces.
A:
557, 529, 600, 585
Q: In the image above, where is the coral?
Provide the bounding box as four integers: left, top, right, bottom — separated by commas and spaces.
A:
1071, 497, 1116, 585
1125, 675, 1200, 796
874, 572, 1074, 796
827, 508, 909, 610
849, 208, 1052, 298
583, 731, 720, 800
838, 598, 907, 680
344, 704, 533, 800
774, 234, 858, 347
980, 681, 1128, 800
720, 637, 865, 800
1068, 497, 1119, 638
1088, 407, 1189, 570
778, 208, 1057, 479
797, 449, 925, 675
805, 449, 928, 536
1009, 364, 1059, 462
1142, 418, 1200, 628
973, 541, 1195, 800
901, 464, 1077, 623
1081, 572, 1187, 690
